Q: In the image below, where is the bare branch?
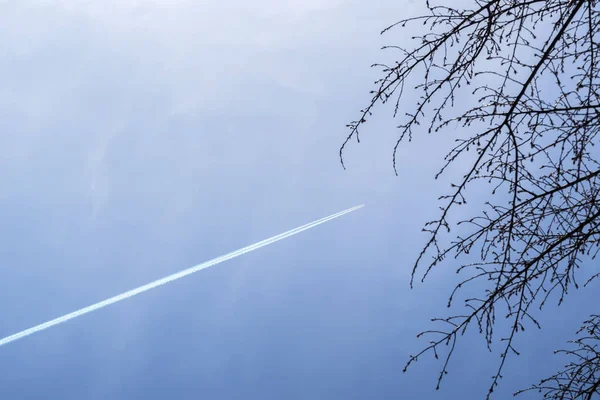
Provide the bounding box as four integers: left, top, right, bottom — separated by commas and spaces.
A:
343, 0, 600, 397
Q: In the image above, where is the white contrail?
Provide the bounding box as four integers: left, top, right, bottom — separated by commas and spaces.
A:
0, 204, 364, 348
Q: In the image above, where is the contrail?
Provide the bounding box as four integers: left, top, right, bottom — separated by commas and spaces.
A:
0, 204, 364, 348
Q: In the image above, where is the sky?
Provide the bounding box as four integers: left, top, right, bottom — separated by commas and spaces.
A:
0, 1, 598, 399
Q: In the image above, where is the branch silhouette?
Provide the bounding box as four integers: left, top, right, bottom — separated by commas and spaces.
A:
342, 1, 600, 398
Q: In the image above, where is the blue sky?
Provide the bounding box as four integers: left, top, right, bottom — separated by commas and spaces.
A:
0, 1, 597, 399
